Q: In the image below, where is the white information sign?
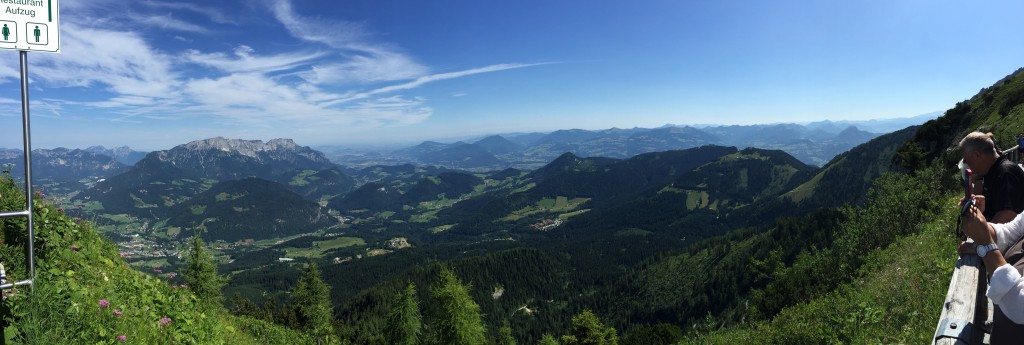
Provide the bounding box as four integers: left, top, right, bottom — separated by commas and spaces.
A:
0, 0, 58, 52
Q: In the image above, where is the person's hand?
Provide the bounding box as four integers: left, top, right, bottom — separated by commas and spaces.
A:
963, 204, 996, 244
958, 241, 977, 255
973, 195, 986, 214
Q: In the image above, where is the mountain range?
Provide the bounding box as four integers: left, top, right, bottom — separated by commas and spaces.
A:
324, 117, 937, 171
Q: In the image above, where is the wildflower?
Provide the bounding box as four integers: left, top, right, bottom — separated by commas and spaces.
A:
116, 335, 126, 342
153, 268, 163, 274
113, 309, 122, 316
180, 284, 187, 290
70, 244, 79, 251
98, 299, 110, 308
159, 317, 172, 327
167, 273, 177, 279
119, 252, 129, 258
75, 217, 81, 222
57, 207, 64, 212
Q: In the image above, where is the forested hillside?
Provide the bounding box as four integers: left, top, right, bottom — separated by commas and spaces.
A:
0, 173, 317, 344
685, 67, 1024, 343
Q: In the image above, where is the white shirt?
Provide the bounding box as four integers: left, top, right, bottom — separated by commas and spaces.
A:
989, 213, 1024, 323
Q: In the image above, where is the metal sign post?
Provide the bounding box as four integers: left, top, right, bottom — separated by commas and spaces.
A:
0, 0, 59, 291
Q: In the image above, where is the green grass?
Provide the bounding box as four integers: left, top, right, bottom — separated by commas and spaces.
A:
558, 209, 590, 218
502, 196, 591, 221
283, 237, 366, 258
430, 224, 454, 233
288, 170, 319, 187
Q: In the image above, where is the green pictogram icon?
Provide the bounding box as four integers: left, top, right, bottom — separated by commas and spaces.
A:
33, 26, 40, 42
2, 24, 9, 41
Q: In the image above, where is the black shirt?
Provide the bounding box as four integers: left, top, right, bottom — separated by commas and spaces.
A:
982, 155, 1024, 220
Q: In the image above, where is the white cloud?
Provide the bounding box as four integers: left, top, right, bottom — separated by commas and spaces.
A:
32, 23, 180, 99
326, 63, 548, 106
137, 14, 209, 33
269, 0, 367, 49
3, 0, 545, 141
303, 51, 429, 85
184, 46, 326, 74
142, 0, 235, 24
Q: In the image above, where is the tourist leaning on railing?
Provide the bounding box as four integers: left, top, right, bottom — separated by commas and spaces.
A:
961, 195, 1024, 343
960, 131, 1024, 224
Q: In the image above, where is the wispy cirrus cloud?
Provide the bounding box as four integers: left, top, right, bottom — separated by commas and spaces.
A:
142, 0, 235, 24
268, 0, 368, 50
325, 63, 550, 106
136, 14, 209, 33
32, 22, 180, 99
6, 0, 545, 144
184, 46, 326, 74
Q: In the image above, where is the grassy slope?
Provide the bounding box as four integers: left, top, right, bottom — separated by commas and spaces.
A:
689, 196, 956, 344
0, 175, 313, 344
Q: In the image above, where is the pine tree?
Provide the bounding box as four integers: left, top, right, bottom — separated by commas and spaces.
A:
430, 267, 487, 345
537, 334, 560, 345
496, 321, 517, 345
559, 310, 618, 345
183, 233, 226, 306
385, 283, 423, 345
292, 262, 337, 344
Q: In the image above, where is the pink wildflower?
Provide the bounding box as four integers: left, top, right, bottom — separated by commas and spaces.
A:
75, 217, 81, 222
159, 317, 172, 327
70, 244, 79, 251
180, 284, 187, 290
119, 252, 129, 258
116, 335, 126, 342
98, 299, 110, 308
167, 273, 177, 279
153, 268, 163, 274
113, 309, 122, 316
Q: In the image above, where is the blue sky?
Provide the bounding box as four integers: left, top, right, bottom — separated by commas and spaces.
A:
0, 0, 1022, 150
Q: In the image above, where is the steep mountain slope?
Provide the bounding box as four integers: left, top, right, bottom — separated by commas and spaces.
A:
159, 137, 335, 180
681, 68, 1024, 344
76, 138, 349, 215
163, 177, 334, 241
75, 154, 211, 215
0, 174, 310, 344
328, 171, 484, 212
473, 135, 524, 155
785, 125, 919, 206
907, 67, 1024, 164
273, 168, 356, 201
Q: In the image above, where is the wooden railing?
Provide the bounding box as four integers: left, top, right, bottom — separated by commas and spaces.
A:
933, 252, 989, 345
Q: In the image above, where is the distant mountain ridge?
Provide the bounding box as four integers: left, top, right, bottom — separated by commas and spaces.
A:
375, 122, 905, 170
157, 137, 335, 180
0, 147, 128, 185
75, 138, 352, 240
84, 145, 149, 165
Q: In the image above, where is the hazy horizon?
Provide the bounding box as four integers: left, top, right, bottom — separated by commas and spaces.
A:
0, 111, 940, 152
